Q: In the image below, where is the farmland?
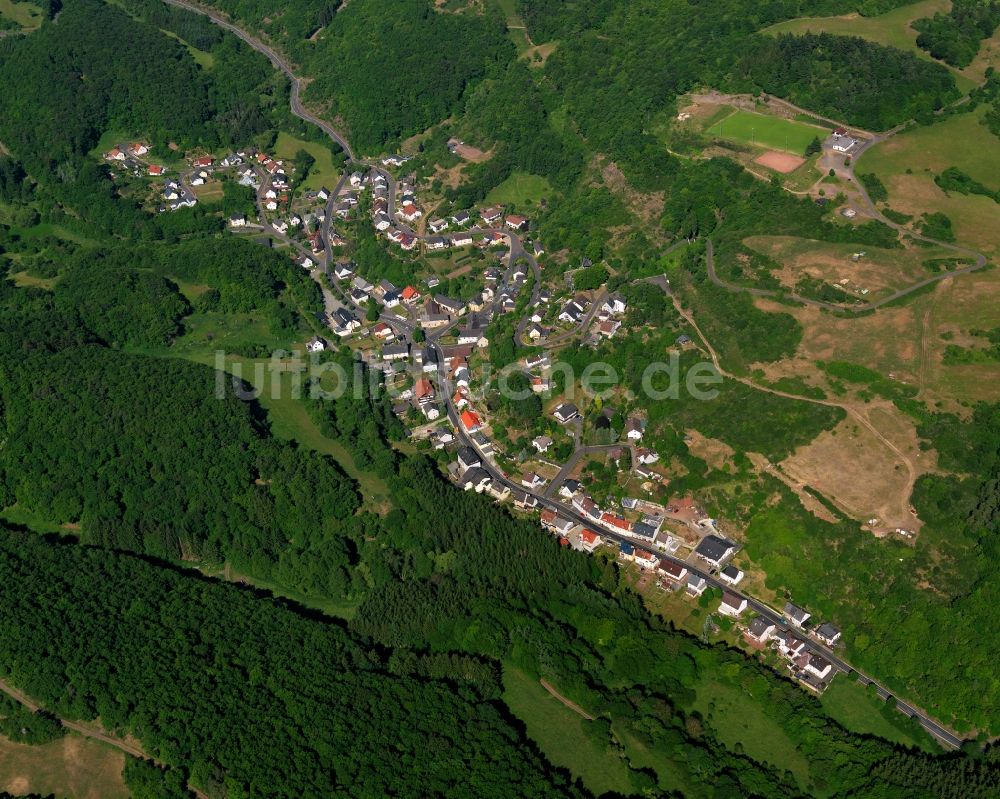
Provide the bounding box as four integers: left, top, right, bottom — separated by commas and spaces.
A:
706, 109, 825, 155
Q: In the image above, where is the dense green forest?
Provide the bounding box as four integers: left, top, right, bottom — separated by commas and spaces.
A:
2, 518, 999, 798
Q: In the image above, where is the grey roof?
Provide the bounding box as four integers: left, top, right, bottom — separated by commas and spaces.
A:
721, 564, 742, 580
631, 522, 655, 539
748, 617, 773, 638
816, 622, 840, 640
457, 446, 480, 468
784, 603, 811, 623
461, 466, 490, 486
695, 535, 735, 563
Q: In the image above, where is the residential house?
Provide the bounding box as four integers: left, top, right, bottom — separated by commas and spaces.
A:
480, 205, 503, 224
805, 654, 833, 680
558, 479, 581, 499
815, 623, 842, 646
746, 617, 776, 644
719, 565, 745, 586
420, 346, 438, 373
597, 320, 621, 338
619, 541, 636, 560
460, 467, 492, 492
553, 403, 579, 423
399, 203, 422, 222
558, 299, 584, 325
686, 574, 708, 596
600, 513, 632, 534
420, 313, 450, 330
460, 409, 482, 432
521, 472, 545, 490
434, 295, 466, 317
524, 353, 550, 370
426, 236, 448, 251
456, 446, 481, 472
352, 276, 375, 293
718, 592, 748, 617
635, 549, 658, 569
334, 263, 355, 280
306, 337, 326, 353
372, 322, 394, 341
382, 343, 410, 362
631, 521, 656, 539
533, 435, 553, 454
574, 496, 600, 520
414, 378, 435, 406
147, 164, 165, 176
505, 214, 528, 231
513, 490, 539, 510
401, 286, 421, 303
624, 418, 644, 441
658, 560, 688, 583
429, 218, 450, 234
451, 210, 472, 226
451, 232, 474, 247
229, 214, 247, 227
694, 535, 736, 567
776, 632, 808, 659
784, 603, 811, 629
580, 529, 601, 552
531, 376, 550, 393
602, 295, 627, 316
374, 212, 392, 231
636, 448, 660, 465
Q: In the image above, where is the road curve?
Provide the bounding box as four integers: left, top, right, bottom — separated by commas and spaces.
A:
163, 0, 355, 161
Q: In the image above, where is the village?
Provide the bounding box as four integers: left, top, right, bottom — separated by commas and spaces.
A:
102, 134, 849, 696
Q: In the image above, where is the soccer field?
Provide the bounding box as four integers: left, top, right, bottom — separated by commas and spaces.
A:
706, 110, 825, 154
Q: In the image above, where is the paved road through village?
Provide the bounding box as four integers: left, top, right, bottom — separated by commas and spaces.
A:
149, 0, 966, 753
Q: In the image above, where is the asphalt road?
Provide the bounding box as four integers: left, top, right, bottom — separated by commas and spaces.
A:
157, 0, 965, 753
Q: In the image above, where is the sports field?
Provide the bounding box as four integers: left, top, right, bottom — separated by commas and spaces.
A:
706, 110, 824, 155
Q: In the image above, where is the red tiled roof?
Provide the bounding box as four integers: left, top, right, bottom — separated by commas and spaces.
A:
581, 529, 599, 544
460, 410, 481, 429
600, 513, 632, 532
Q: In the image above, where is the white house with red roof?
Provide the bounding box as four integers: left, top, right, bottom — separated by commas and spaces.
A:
580, 529, 601, 552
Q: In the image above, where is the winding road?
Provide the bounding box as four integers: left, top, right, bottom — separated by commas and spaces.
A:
138, 0, 966, 754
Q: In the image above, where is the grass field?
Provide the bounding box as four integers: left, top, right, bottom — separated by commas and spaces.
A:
763, 0, 977, 92
160, 28, 215, 69
860, 107, 1000, 255
706, 110, 825, 155
484, 171, 552, 208
273, 131, 343, 191
8, 270, 59, 290
692, 678, 812, 788
0, 0, 43, 29
0, 734, 127, 799
821, 678, 937, 751
501, 667, 634, 797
